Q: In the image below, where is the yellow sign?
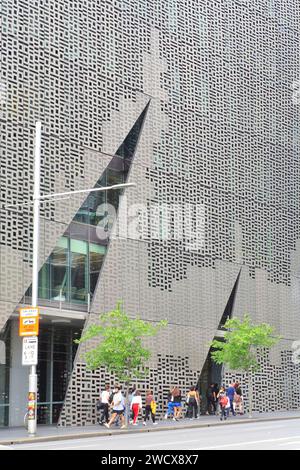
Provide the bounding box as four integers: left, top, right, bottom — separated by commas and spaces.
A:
19, 307, 40, 337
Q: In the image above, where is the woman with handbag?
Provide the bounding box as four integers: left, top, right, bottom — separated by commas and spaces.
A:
143, 390, 157, 426
186, 387, 199, 419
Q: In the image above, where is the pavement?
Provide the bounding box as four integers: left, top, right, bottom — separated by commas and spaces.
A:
0, 411, 300, 446
7, 418, 300, 450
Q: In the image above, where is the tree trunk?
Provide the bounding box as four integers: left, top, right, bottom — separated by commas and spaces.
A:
124, 382, 130, 428
248, 368, 253, 419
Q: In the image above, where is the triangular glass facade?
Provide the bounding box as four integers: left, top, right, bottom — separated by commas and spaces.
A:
25, 103, 150, 308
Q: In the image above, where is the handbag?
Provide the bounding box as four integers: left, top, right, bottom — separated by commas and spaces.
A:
150, 400, 157, 414
96, 400, 104, 411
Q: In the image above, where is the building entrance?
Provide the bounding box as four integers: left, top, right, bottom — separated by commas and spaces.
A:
37, 323, 82, 424
198, 348, 223, 415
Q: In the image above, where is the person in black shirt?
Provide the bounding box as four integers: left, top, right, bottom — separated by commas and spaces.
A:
206, 384, 216, 415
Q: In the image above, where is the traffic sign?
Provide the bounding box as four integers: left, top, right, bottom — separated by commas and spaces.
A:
22, 337, 38, 366
19, 307, 39, 337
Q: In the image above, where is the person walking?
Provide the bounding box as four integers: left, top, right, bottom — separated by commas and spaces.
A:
172, 387, 183, 421
99, 384, 110, 425
130, 390, 142, 425
128, 387, 136, 424
164, 387, 175, 419
226, 383, 236, 416
218, 386, 230, 421
234, 382, 244, 415
213, 383, 220, 415
206, 384, 216, 415
104, 386, 126, 429
186, 387, 199, 419
143, 390, 157, 426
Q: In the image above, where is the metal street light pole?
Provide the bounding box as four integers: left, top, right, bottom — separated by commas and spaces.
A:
27, 121, 41, 436
27, 121, 135, 436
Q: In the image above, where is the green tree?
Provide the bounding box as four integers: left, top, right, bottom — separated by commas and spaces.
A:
211, 315, 280, 417
76, 302, 167, 426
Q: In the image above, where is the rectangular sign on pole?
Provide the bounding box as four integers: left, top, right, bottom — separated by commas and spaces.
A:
19, 307, 40, 337
22, 337, 38, 366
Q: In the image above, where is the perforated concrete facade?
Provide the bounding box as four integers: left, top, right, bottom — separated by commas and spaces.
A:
0, 0, 300, 425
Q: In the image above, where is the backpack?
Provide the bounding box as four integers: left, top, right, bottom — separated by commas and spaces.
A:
219, 396, 228, 408
108, 392, 114, 404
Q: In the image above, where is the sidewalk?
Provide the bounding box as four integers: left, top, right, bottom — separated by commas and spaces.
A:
0, 411, 299, 446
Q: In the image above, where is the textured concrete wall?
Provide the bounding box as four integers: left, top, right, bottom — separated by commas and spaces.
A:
0, 1, 300, 425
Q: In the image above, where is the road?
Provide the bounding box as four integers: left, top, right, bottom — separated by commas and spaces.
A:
3, 418, 300, 450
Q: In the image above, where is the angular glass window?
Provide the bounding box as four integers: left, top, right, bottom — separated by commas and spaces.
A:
70, 239, 88, 304
50, 237, 69, 302
25, 102, 150, 308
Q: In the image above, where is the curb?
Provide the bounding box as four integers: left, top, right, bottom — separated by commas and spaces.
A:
1, 415, 300, 446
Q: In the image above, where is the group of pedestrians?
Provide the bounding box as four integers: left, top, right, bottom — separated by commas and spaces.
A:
97, 385, 157, 428
206, 381, 244, 421
97, 381, 244, 427
164, 386, 201, 420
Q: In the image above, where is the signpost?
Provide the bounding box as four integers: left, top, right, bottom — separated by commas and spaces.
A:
22, 337, 38, 366
19, 306, 40, 433
19, 307, 39, 337
19, 121, 136, 436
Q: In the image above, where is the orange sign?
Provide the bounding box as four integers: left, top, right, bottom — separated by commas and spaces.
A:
19, 307, 40, 337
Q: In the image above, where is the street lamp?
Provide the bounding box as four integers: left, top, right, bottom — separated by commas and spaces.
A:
27, 121, 135, 436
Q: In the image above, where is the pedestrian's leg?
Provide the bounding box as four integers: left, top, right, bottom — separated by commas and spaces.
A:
230, 399, 235, 416
144, 405, 149, 422
99, 407, 104, 424
132, 405, 137, 424
106, 412, 116, 427
104, 404, 109, 423
194, 402, 198, 419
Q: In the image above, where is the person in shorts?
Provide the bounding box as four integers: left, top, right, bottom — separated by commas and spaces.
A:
104, 386, 126, 429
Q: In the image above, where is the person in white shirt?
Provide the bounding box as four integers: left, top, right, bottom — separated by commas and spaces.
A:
104, 386, 126, 429
130, 391, 142, 425
99, 384, 110, 425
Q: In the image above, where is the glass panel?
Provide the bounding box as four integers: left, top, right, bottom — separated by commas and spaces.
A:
106, 168, 124, 210
38, 262, 50, 300
70, 239, 88, 303
88, 189, 107, 227
37, 326, 52, 425
0, 324, 10, 427
50, 237, 69, 301
35, 325, 83, 425
89, 243, 106, 296
37, 403, 51, 425
74, 171, 107, 226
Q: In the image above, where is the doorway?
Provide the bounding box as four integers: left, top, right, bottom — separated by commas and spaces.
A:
198, 348, 223, 414
37, 323, 82, 424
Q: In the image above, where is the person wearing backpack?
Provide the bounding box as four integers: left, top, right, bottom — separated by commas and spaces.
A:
104, 385, 126, 429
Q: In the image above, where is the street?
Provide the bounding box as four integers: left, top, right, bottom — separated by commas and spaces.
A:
4, 418, 300, 450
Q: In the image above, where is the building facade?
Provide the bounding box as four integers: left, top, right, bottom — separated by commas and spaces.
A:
1, 0, 300, 427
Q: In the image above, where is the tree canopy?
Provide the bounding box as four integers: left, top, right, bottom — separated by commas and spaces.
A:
211, 315, 280, 372
76, 302, 168, 384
